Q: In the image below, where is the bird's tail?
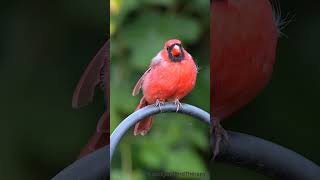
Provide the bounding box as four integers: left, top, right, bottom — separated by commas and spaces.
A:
78, 111, 109, 159
133, 97, 153, 136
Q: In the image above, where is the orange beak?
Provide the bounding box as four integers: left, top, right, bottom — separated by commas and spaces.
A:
172, 45, 181, 56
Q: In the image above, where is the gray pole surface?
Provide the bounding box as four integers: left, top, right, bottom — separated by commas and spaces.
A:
110, 103, 210, 161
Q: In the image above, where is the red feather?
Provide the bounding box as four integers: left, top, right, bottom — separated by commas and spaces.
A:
211, 0, 278, 120
72, 40, 109, 158
72, 41, 108, 109
132, 39, 197, 135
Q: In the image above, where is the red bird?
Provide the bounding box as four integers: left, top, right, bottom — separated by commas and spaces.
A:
132, 39, 198, 136
211, 0, 278, 155
72, 40, 109, 158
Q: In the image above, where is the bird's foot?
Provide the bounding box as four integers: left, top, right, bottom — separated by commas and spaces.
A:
174, 99, 182, 112
212, 118, 229, 160
155, 99, 165, 112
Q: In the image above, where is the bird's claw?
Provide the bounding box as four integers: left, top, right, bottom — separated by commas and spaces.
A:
212, 118, 229, 160
155, 99, 165, 112
174, 99, 182, 112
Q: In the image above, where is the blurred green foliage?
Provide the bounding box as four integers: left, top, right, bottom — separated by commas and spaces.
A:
110, 0, 210, 179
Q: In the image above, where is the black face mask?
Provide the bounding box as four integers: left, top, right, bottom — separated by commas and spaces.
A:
167, 43, 185, 62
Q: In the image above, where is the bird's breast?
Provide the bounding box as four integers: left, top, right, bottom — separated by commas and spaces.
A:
211, 0, 278, 119
143, 58, 197, 103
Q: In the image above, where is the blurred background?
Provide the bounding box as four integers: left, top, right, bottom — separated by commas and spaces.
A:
211, 0, 320, 179
110, 0, 210, 180
0, 0, 107, 179
1, 0, 320, 179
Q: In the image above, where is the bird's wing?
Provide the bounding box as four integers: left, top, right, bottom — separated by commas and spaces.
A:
72, 40, 109, 108
132, 52, 162, 96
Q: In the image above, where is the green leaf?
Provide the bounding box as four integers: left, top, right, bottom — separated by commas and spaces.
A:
165, 149, 206, 172
142, 0, 176, 6
120, 11, 201, 69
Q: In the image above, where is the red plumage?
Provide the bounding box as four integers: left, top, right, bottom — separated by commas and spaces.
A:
72, 41, 109, 158
211, 0, 278, 120
132, 39, 197, 135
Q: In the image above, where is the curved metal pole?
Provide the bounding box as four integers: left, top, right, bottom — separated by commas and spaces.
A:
52, 145, 109, 180
110, 103, 210, 161
110, 102, 320, 179
212, 131, 320, 180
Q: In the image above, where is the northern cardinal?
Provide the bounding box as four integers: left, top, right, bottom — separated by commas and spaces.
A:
132, 39, 198, 136
72, 40, 109, 158
211, 0, 278, 156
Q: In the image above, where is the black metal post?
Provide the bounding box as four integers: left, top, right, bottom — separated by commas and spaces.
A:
211, 131, 320, 180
